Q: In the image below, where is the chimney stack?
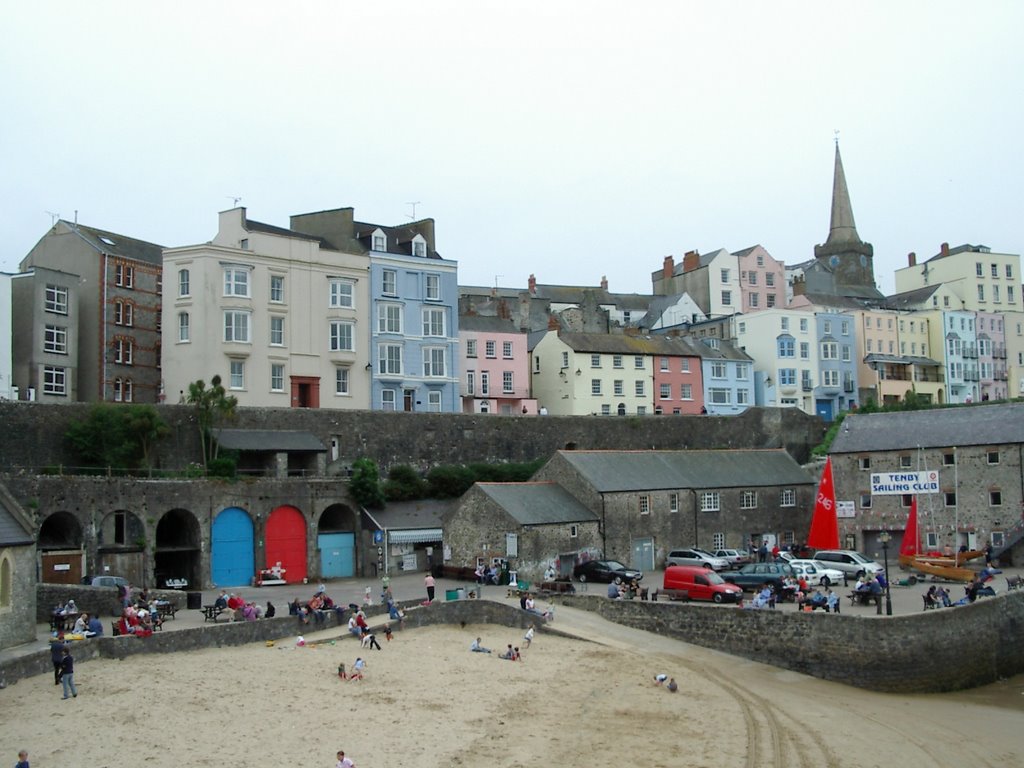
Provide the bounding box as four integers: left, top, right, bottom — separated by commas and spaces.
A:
941, 242, 949, 258
600, 275, 608, 290
682, 249, 700, 273
662, 255, 674, 280
528, 274, 537, 295
908, 252, 916, 267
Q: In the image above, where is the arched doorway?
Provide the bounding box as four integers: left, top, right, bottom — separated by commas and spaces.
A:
211, 507, 254, 587
38, 511, 84, 584
155, 509, 202, 589
265, 505, 307, 583
317, 504, 357, 579
97, 509, 147, 587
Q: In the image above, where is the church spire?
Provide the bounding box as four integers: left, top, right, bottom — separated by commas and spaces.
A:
823, 142, 861, 247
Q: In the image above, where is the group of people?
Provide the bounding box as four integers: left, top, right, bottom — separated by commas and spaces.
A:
653, 673, 678, 692
48, 640, 77, 699
606, 577, 643, 600
796, 587, 840, 612
518, 591, 553, 621
214, 590, 274, 622
923, 585, 953, 608
469, 627, 533, 660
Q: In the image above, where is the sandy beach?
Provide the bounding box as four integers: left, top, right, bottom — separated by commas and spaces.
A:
2, 601, 1022, 768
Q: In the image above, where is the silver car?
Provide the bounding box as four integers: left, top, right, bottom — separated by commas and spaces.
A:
788, 559, 844, 587
666, 548, 730, 571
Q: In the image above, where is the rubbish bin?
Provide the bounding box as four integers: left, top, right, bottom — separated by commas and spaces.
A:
456, 588, 466, 600
186, 591, 202, 610
445, 589, 459, 601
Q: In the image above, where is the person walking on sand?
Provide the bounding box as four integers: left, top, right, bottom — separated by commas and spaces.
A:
424, 572, 436, 602
15, 749, 30, 768
523, 624, 535, 649
58, 646, 77, 699
335, 750, 356, 767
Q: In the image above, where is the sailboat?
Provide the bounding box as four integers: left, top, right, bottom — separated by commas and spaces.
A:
807, 457, 840, 550
897, 498, 980, 583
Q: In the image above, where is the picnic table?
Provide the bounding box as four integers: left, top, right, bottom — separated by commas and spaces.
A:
50, 612, 79, 632
200, 605, 224, 622
155, 600, 177, 620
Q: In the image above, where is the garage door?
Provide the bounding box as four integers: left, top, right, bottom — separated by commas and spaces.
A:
265, 505, 307, 584
211, 507, 254, 587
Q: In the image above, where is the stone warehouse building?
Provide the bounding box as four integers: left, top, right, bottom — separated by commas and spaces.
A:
443, 482, 600, 581
828, 402, 1024, 563
456, 449, 817, 579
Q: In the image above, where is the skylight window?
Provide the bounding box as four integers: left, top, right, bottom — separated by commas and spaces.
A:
99, 236, 116, 246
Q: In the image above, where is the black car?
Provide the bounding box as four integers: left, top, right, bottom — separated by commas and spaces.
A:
573, 559, 643, 584
721, 562, 793, 591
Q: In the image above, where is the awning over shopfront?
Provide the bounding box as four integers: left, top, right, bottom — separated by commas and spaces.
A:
388, 528, 443, 545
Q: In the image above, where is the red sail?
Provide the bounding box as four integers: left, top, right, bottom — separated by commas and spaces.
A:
900, 497, 919, 557
807, 456, 840, 549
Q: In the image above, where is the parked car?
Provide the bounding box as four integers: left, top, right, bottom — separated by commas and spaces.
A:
665, 548, 730, 571
712, 549, 751, 568
573, 560, 643, 584
722, 562, 794, 591
662, 565, 743, 603
788, 559, 844, 587
813, 550, 882, 579
91, 575, 129, 589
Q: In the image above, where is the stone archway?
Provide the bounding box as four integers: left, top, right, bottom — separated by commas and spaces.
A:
155, 509, 202, 589
316, 503, 359, 579
96, 509, 147, 587
38, 511, 84, 584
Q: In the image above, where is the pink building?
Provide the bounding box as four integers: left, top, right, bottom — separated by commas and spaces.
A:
651, 336, 706, 415
735, 245, 787, 313
459, 315, 537, 415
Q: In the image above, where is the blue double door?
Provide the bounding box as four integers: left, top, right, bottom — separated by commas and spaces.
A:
211, 507, 254, 587
318, 532, 355, 579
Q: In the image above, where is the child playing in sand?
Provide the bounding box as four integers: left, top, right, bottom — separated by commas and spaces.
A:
349, 657, 365, 681
337, 663, 346, 680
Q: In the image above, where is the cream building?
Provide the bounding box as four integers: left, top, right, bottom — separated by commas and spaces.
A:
894, 244, 1021, 313
162, 208, 371, 409
854, 308, 942, 406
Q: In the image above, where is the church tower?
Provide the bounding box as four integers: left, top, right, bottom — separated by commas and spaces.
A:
812, 143, 881, 298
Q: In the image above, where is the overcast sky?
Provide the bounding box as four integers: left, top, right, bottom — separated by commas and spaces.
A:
2, 2, 1021, 296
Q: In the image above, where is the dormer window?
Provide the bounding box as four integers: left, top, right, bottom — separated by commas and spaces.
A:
412, 236, 427, 258
372, 229, 387, 251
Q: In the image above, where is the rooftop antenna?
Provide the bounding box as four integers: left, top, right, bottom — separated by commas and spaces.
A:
494, 274, 504, 288
45, 211, 60, 227
405, 201, 421, 220
226, 196, 242, 207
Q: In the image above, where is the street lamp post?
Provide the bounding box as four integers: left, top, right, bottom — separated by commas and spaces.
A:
879, 531, 893, 616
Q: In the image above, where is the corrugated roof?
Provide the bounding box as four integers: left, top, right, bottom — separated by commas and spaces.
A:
555, 450, 814, 492
830, 403, 1024, 454
476, 482, 599, 525
212, 429, 326, 452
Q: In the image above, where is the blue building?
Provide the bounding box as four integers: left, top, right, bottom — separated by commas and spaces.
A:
813, 311, 858, 421
364, 220, 460, 412
694, 337, 754, 415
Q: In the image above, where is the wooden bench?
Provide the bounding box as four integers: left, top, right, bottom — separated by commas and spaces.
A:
156, 602, 177, 620
200, 605, 224, 622
537, 581, 576, 596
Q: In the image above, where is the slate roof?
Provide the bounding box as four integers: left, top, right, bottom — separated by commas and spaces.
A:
212, 429, 326, 452
354, 219, 443, 260
64, 221, 164, 266
364, 499, 454, 530
475, 482, 599, 525
245, 218, 333, 249
926, 243, 989, 262
556, 332, 703, 357
458, 315, 519, 333
863, 353, 942, 367
0, 484, 34, 547
555, 449, 814, 492
829, 403, 1024, 454
881, 285, 941, 310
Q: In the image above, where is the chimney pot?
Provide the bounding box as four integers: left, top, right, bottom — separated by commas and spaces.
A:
908, 252, 917, 267
600, 275, 608, 290
528, 274, 537, 295
941, 242, 949, 258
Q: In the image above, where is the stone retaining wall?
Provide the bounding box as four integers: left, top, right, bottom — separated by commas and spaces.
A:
9, 593, 1020, 694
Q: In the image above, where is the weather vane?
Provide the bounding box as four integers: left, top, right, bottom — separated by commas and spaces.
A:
833, 129, 840, 145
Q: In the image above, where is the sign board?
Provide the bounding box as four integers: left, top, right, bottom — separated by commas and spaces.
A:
373, 530, 384, 544
870, 470, 939, 496
836, 500, 856, 519
53, 563, 71, 571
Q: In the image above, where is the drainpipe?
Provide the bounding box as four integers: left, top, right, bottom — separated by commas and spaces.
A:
691, 488, 699, 547
600, 494, 607, 557
102, 252, 109, 400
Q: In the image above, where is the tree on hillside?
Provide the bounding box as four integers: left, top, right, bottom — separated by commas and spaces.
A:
350, 458, 386, 509
64, 404, 170, 472
186, 375, 238, 469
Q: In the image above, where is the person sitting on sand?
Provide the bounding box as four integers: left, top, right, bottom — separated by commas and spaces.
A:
511, 647, 522, 661
470, 637, 491, 653
499, 644, 514, 660
666, 678, 678, 693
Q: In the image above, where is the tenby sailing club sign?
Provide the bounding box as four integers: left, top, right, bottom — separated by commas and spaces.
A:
870, 470, 940, 495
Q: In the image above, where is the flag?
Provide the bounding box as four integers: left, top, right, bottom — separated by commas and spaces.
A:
807, 456, 839, 549
900, 497, 919, 557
